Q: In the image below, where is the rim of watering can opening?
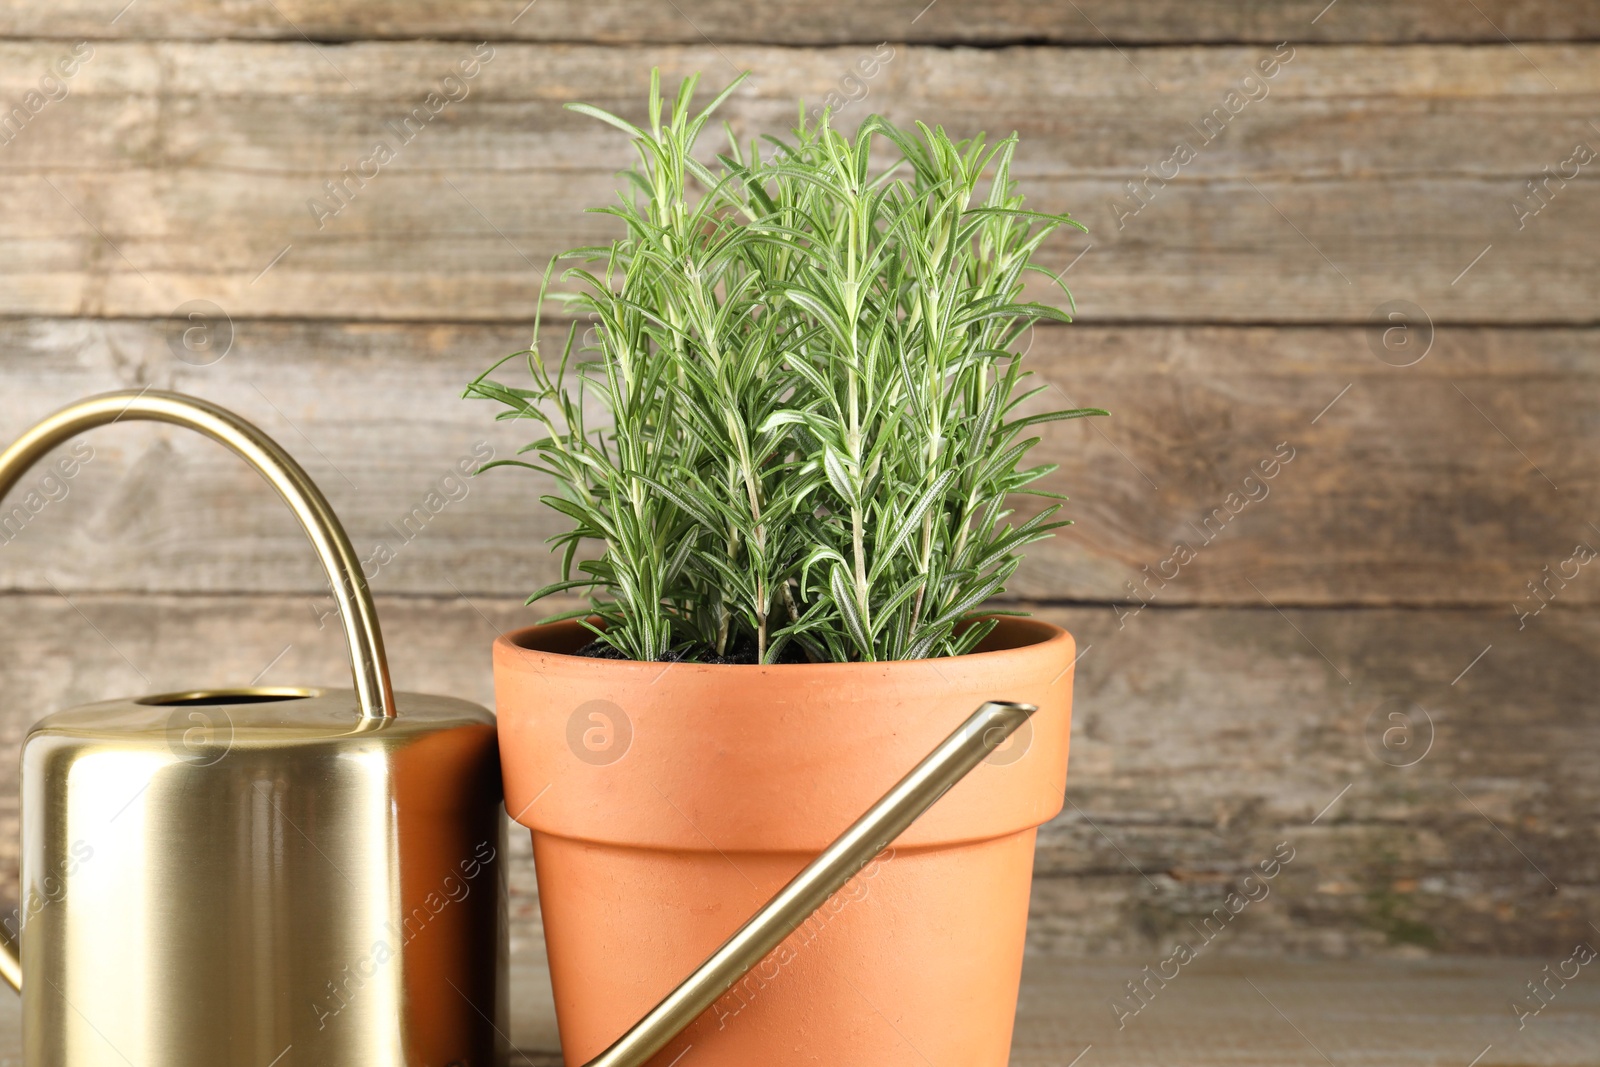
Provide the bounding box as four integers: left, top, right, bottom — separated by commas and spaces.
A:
135, 687, 325, 707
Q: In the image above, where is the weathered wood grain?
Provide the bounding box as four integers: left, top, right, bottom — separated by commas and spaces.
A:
0, 955, 1589, 1067
1034, 604, 1600, 958
0, 0, 1592, 990
0, 0, 1596, 45
8, 40, 1594, 175
1006, 956, 1600, 1067
0, 43, 1595, 322
1, 319, 1593, 610
0, 595, 1591, 957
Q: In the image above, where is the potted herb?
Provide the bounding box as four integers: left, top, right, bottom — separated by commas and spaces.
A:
471, 72, 1100, 1066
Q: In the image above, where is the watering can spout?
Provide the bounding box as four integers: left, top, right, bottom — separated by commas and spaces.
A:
583, 699, 1038, 1067
0, 917, 17, 994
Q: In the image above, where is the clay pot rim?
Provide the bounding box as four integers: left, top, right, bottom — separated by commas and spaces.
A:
495, 614, 1071, 673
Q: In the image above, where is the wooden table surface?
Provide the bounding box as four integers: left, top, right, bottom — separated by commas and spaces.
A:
507, 953, 1599, 1066
0, 953, 1589, 1066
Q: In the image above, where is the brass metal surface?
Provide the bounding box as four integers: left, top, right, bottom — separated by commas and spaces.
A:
582, 700, 1038, 1067
0, 392, 507, 1065
18, 688, 507, 1066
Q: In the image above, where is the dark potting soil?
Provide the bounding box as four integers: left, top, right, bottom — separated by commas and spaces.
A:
574, 639, 811, 665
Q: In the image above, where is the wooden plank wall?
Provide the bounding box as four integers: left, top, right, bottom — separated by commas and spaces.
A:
0, 2, 1596, 961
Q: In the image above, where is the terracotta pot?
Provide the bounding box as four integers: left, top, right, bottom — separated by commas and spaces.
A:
494, 617, 1075, 1066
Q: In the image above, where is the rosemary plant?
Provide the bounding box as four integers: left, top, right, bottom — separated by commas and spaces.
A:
468, 71, 1103, 664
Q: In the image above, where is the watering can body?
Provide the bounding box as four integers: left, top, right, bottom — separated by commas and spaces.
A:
0, 392, 509, 1066
14, 690, 505, 1066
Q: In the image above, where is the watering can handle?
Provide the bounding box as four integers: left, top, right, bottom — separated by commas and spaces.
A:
0, 390, 397, 718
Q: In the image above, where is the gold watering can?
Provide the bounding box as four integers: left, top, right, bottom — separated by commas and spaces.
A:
0, 390, 1035, 1067
0, 391, 507, 1066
